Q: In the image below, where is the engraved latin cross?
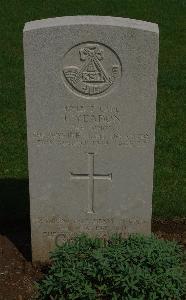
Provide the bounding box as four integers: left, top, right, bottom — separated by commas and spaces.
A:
70, 153, 112, 213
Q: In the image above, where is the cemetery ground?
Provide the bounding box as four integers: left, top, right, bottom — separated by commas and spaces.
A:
0, 0, 185, 299
0, 219, 185, 299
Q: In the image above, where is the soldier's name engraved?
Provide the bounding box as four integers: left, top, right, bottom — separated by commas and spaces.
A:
64, 113, 120, 123
64, 104, 121, 124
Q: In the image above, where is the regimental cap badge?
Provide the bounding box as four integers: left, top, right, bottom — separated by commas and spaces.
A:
62, 43, 121, 98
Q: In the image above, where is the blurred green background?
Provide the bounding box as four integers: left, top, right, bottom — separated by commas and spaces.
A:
0, 0, 185, 221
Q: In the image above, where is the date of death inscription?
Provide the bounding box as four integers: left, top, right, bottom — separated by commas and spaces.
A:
32, 104, 153, 147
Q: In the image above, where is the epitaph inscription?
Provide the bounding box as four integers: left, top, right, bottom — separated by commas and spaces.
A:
62, 42, 121, 97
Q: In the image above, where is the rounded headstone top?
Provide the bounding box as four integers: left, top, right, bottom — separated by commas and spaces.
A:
24, 16, 158, 34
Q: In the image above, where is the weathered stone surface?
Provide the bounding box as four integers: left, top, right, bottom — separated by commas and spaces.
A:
24, 16, 159, 262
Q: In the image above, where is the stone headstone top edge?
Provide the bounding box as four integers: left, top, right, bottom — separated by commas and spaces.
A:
24, 15, 159, 34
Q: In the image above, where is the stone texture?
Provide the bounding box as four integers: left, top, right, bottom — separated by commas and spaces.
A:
23, 16, 159, 262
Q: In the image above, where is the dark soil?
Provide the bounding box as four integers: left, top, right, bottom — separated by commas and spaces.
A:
0, 218, 185, 300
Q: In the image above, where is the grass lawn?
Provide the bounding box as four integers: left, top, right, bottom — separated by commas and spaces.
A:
0, 0, 185, 220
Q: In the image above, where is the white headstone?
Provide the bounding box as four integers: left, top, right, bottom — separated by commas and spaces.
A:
24, 16, 159, 262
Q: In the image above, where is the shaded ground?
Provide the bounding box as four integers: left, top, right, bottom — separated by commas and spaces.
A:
0, 218, 185, 300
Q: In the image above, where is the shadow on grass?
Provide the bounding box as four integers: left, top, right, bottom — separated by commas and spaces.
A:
0, 178, 31, 261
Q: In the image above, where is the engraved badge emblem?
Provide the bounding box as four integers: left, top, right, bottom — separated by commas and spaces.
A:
62, 42, 122, 98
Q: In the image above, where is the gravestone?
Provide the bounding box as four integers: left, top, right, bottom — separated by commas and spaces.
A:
23, 16, 159, 262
